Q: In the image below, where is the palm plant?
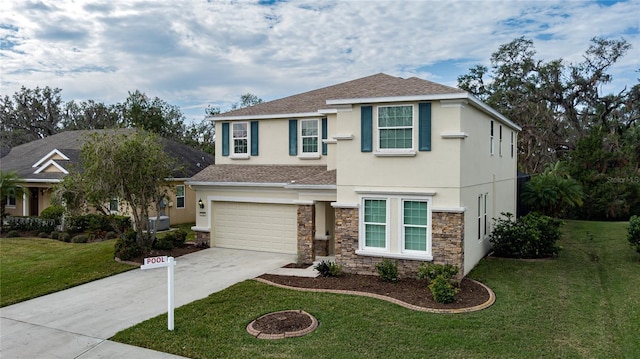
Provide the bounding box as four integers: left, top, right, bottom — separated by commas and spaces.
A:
0, 171, 28, 233
522, 162, 584, 218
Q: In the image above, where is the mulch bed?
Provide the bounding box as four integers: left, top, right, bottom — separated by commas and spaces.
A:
258, 273, 490, 310
126, 243, 205, 264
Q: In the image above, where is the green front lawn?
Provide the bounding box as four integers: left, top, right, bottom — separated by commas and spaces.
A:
0, 238, 137, 307
112, 220, 640, 358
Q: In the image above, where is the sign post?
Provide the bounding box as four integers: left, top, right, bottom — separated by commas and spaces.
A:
141, 255, 176, 331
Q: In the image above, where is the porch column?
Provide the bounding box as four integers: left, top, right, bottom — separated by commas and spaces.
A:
296, 204, 315, 265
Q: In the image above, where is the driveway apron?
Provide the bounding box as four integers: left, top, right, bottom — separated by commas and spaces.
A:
0, 248, 295, 358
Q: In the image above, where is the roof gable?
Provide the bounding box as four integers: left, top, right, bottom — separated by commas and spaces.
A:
32, 149, 70, 168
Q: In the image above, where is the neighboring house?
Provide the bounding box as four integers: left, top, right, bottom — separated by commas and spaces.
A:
0, 129, 214, 226
188, 73, 521, 276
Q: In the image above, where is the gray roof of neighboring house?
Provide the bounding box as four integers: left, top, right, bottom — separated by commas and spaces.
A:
0, 129, 215, 182
189, 165, 335, 187
215, 73, 466, 118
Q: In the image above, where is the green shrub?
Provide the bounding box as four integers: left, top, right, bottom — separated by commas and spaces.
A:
71, 234, 88, 243
628, 215, 640, 255
106, 231, 117, 239
7, 230, 20, 238
39, 205, 65, 223
6, 216, 56, 233
172, 229, 187, 247
314, 260, 342, 277
375, 259, 398, 282
114, 230, 142, 261
153, 237, 174, 250
60, 232, 71, 242
417, 263, 459, 283
429, 275, 459, 304
489, 212, 563, 259
50, 231, 60, 240
38, 232, 49, 238
65, 214, 132, 233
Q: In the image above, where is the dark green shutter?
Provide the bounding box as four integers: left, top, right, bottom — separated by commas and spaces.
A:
361, 106, 373, 152
321, 117, 328, 155
289, 119, 298, 156
250, 121, 259, 156
418, 103, 432, 151
221, 122, 230, 156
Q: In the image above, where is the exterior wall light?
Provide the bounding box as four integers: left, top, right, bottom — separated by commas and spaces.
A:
198, 198, 204, 209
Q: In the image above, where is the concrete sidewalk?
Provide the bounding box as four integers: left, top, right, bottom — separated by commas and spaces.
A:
0, 248, 295, 359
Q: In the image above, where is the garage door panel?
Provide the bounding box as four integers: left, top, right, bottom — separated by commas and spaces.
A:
213, 202, 297, 254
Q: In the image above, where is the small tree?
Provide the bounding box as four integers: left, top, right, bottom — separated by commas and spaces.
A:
0, 171, 28, 233
55, 130, 175, 250
522, 162, 584, 218
628, 215, 640, 256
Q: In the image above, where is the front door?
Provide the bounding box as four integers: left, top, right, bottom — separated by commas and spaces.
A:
29, 188, 39, 216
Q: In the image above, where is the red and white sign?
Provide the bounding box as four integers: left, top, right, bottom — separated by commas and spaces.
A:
141, 256, 170, 269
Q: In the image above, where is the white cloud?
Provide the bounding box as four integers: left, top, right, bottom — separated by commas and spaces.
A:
1, 0, 638, 121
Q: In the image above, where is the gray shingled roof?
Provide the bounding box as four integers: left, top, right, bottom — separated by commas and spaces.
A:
0, 129, 215, 182
189, 165, 335, 186
216, 73, 466, 118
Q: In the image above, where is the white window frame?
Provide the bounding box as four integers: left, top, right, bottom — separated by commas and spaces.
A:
231, 122, 249, 158
6, 194, 16, 208
359, 197, 390, 253
357, 194, 433, 260
510, 131, 515, 158
400, 198, 432, 256
299, 118, 320, 157
376, 105, 415, 154
490, 121, 495, 155
483, 192, 488, 239
109, 197, 119, 213
477, 194, 483, 241
176, 185, 185, 209
499, 125, 503, 157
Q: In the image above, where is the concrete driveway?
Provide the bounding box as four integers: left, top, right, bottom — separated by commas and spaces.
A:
0, 248, 295, 358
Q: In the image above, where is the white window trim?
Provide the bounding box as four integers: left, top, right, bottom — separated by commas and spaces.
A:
499, 125, 503, 157
490, 120, 495, 156
477, 194, 482, 241
176, 185, 185, 209
400, 198, 432, 257
231, 122, 249, 159
359, 197, 390, 253
109, 197, 119, 214
6, 195, 16, 208
356, 194, 433, 260
299, 118, 320, 156
510, 131, 515, 158
483, 192, 489, 239
376, 104, 415, 155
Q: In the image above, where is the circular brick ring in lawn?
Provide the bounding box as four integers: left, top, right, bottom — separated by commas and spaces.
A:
247, 310, 318, 339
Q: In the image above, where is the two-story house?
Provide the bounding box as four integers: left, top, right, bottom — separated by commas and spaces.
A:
188, 73, 520, 276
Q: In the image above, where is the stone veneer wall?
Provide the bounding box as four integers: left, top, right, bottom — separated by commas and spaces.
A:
194, 230, 210, 248
334, 208, 464, 278
297, 205, 315, 264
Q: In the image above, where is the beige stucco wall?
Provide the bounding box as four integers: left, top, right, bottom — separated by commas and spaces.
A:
333, 102, 464, 209
215, 117, 332, 166
458, 103, 518, 274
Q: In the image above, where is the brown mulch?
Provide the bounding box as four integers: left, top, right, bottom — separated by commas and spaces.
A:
258, 273, 490, 310
251, 310, 313, 334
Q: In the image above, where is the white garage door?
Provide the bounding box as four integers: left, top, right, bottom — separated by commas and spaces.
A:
212, 201, 297, 254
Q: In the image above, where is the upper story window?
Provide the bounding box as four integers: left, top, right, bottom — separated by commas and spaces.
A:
300, 119, 319, 154
490, 121, 495, 155
378, 105, 413, 150
176, 185, 185, 209
232, 122, 248, 155
510, 131, 515, 158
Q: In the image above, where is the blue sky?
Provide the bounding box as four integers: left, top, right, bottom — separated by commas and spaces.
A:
1, 0, 638, 123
